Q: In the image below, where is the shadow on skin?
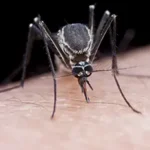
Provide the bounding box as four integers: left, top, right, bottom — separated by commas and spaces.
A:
0, 84, 21, 93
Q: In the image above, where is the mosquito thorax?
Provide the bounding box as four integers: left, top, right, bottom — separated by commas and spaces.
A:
72, 61, 93, 78
57, 23, 93, 67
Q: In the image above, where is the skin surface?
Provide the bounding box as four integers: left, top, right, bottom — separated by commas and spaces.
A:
0, 46, 150, 150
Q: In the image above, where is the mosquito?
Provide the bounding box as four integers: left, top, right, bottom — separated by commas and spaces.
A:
15, 4, 141, 118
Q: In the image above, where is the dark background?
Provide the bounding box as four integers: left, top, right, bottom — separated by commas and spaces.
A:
1, 1, 150, 84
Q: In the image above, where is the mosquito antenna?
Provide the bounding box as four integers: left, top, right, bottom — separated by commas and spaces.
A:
93, 66, 138, 73
56, 73, 72, 78
56, 66, 138, 79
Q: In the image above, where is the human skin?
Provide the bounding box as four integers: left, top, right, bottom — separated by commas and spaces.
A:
0, 46, 150, 150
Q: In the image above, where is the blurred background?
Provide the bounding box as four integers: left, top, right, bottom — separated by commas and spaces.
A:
0, 1, 150, 84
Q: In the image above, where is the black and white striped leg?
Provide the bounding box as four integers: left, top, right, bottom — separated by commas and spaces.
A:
109, 17, 141, 114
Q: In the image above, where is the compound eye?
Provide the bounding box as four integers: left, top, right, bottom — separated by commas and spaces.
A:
72, 67, 83, 77
84, 65, 93, 77
85, 71, 91, 76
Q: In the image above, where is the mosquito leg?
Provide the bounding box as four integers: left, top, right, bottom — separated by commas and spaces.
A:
89, 4, 95, 35
0, 24, 43, 85
21, 23, 43, 87
113, 74, 141, 114
109, 15, 119, 75
2, 17, 69, 86
90, 11, 114, 62
1, 64, 22, 84
43, 35, 57, 119
33, 17, 57, 118
110, 16, 141, 114
39, 18, 69, 69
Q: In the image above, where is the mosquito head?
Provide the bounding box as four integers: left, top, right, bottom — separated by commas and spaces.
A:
72, 61, 93, 78
72, 61, 93, 102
